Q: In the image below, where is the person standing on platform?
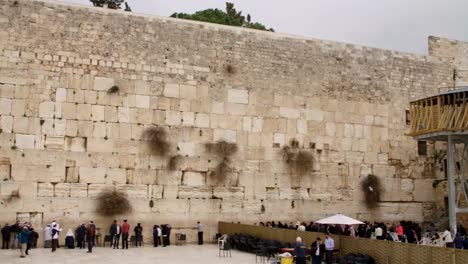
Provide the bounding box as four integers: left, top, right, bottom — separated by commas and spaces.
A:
197, 221, 203, 245
324, 233, 335, 264
293, 237, 307, 264
121, 219, 130, 250
311, 237, 325, 264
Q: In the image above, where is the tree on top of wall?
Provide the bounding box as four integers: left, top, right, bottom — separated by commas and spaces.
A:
171, 2, 274, 32
89, 0, 131, 11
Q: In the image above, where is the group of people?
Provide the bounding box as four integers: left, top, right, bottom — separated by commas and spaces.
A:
258, 220, 468, 249
106, 220, 175, 248
1, 221, 39, 258
293, 234, 335, 264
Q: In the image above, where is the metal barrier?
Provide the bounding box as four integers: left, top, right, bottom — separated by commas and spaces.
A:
218, 222, 468, 264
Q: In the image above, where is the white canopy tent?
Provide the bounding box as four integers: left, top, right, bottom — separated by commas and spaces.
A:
315, 214, 364, 225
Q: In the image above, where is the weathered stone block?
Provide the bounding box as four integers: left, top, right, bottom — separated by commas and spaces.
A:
79, 167, 106, 184
70, 183, 88, 198
182, 171, 205, 186
227, 89, 248, 104
178, 186, 212, 199
37, 182, 54, 197
94, 77, 114, 91
213, 186, 244, 199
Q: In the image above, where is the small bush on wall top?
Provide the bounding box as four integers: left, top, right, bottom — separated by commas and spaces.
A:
282, 139, 314, 176
96, 190, 132, 216
143, 126, 172, 156
361, 174, 382, 209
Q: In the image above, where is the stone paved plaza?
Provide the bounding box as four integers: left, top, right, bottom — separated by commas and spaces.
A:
1, 244, 253, 264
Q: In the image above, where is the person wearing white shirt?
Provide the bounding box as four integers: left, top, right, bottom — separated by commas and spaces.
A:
442, 228, 454, 248
311, 237, 325, 264
324, 233, 334, 264
375, 226, 383, 240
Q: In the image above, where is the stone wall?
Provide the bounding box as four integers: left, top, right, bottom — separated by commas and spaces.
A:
0, 0, 464, 243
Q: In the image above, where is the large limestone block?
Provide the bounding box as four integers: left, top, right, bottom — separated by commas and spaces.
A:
76, 104, 92, 120
15, 134, 35, 149
213, 187, 244, 199
37, 182, 54, 197
11, 164, 60, 182
0, 115, 13, 133
163, 83, 180, 98
65, 137, 87, 152
179, 85, 197, 99
220, 199, 243, 213
182, 171, 205, 186
177, 142, 195, 156
304, 109, 324, 121
228, 89, 249, 104
87, 184, 113, 198
54, 183, 71, 197
127, 169, 157, 184
213, 129, 236, 143
135, 95, 150, 109
279, 107, 300, 119
39, 102, 61, 118
158, 171, 182, 186
91, 105, 105, 121
165, 111, 181, 126
87, 138, 113, 153
79, 167, 106, 184
94, 77, 114, 91
154, 199, 189, 214
150, 185, 163, 199
44, 136, 65, 150
195, 113, 210, 128
413, 179, 435, 201
70, 183, 88, 198
0, 98, 12, 114
106, 168, 127, 184
178, 186, 212, 199
116, 184, 148, 199
55, 88, 67, 102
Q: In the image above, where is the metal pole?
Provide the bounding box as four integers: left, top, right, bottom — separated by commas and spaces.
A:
447, 135, 457, 235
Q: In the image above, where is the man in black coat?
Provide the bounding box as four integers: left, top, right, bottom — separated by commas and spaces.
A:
311, 237, 326, 264
1, 224, 10, 249
76, 224, 86, 249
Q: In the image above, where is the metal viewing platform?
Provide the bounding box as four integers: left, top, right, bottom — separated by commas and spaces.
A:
408, 86, 468, 235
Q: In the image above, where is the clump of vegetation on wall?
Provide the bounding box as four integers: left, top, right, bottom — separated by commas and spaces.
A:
205, 140, 238, 180
168, 155, 184, 171
282, 139, 314, 175
361, 174, 382, 209
96, 190, 132, 216
143, 127, 172, 156
4, 190, 20, 203
107, 85, 120, 94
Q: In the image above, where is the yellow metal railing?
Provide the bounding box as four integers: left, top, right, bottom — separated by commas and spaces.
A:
409, 91, 468, 136
218, 222, 468, 264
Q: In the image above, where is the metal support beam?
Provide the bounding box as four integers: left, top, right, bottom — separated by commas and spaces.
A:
447, 135, 457, 235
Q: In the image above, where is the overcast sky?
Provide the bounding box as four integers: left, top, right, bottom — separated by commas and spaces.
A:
62, 0, 468, 54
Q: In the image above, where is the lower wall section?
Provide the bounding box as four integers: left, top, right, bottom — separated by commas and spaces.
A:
218, 222, 468, 264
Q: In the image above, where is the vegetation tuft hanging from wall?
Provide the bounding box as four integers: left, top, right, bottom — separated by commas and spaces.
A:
361, 174, 382, 209
96, 190, 132, 216
282, 139, 314, 175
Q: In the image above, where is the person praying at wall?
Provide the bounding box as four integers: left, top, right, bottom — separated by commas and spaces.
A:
134, 223, 143, 247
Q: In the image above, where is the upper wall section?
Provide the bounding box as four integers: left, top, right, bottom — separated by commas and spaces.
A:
429, 36, 468, 86
0, 0, 454, 103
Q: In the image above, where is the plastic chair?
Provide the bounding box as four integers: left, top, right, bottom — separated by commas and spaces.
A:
103, 235, 113, 247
